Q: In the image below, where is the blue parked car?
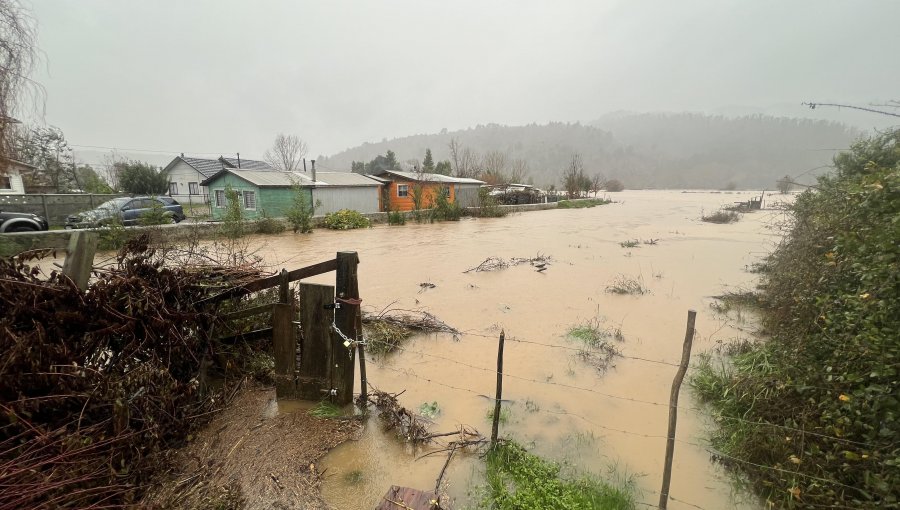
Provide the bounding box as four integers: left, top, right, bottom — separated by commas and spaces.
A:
65, 196, 185, 229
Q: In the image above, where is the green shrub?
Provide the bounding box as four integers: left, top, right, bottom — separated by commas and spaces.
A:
323, 209, 370, 230
219, 186, 245, 239
387, 210, 406, 225
429, 190, 463, 221
254, 209, 285, 234
285, 186, 314, 233
692, 129, 900, 509
476, 187, 506, 218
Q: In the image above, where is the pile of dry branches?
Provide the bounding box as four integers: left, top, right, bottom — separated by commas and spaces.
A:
361, 306, 460, 354
0, 235, 266, 509
362, 389, 431, 443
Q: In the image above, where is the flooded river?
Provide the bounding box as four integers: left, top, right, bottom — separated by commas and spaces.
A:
248, 190, 786, 510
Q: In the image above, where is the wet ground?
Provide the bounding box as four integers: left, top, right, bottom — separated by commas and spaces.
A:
245, 190, 789, 510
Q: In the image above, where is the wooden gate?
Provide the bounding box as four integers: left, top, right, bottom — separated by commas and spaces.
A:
211, 251, 361, 405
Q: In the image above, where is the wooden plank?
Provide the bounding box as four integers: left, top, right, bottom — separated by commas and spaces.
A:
332, 251, 359, 405
298, 282, 334, 400
375, 486, 439, 510
61, 231, 98, 291
198, 258, 338, 305
243, 258, 338, 293
273, 303, 296, 399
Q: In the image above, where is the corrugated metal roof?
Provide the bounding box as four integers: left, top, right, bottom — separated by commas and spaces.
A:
177, 156, 275, 178
377, 169, 484, 185
315, 172, 381, 187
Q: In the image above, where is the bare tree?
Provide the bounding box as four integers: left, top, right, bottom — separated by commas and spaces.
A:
480, 150, 508, 184
448, 137, 481, 178
264, 133, 308, 172
1, 0, 39, 171
509, 159, 529, 184
590, 173, 605, 197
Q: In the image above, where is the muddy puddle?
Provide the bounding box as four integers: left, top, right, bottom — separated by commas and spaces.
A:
242, 190, 790, 510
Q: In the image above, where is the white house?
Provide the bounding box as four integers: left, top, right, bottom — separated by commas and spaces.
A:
162, 154, 276, 206
0, 158, 31, 194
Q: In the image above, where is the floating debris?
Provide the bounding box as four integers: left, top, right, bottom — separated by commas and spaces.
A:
464, 254, 552, 273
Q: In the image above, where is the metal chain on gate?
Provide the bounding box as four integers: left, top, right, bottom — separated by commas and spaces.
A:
330, 296, 367, 358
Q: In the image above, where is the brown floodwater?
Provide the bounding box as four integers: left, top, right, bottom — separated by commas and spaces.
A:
247, 190, 790, 510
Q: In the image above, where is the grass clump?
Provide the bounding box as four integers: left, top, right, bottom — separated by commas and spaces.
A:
323, 209, 370, 230
691, 129, 900, 509
566, 318, 622, 373
619, 239, 640, 248
557, 198, 612, 209
701, 208, 741, 224
478, 441, 635, 510
604, 275, 648, 295
485, 405, 511, 424
308, 401, 343, 419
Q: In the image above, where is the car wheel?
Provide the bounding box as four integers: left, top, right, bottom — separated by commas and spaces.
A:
9, 225, 38, 232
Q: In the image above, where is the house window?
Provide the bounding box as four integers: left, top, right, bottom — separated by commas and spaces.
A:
441, 186, 450, 198
0, 176, 11, 190
397, 184, 408, 198
243, 191, 257, 210
169, 182, 178, 195
189, 182, 199, 195
214, 189, 226, 208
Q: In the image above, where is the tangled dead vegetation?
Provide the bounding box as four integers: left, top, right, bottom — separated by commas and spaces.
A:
463, 254, 552, 273
0, 234, 273, 509
362, 306, 460, 354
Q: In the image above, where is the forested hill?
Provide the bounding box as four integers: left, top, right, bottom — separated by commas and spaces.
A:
318, 113, 859, 189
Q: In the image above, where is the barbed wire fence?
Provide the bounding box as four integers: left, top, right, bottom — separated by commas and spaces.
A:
349, 307, 880, 510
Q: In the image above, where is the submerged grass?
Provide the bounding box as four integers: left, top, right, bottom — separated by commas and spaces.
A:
701, 209, 741, 224
604, 275, 648, 295
308, 401, 342, 419
478, 441, 635, 510
557, 198, 612, 209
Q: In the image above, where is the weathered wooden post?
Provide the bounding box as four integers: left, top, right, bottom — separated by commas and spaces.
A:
62, 231, 98, 291
332, 251, 359, 405
491, 330, 506, 445
273, 268, 296, 398
658, 310, 697, 510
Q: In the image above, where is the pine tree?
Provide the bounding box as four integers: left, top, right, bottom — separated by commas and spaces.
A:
423, 148, 434, 173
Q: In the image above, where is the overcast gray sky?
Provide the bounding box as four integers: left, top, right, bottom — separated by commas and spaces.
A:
26, 0, 900, 165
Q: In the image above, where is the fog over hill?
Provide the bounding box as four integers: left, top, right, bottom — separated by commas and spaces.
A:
318, 112, 859, 190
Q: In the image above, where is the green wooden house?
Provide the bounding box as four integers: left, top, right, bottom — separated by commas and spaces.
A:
200, 169, 382, 220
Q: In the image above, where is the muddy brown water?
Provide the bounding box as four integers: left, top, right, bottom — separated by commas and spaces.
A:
246, 190, 789, 510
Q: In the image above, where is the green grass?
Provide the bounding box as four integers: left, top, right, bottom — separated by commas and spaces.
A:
557, 198, 612, 209
478, 441, 635, 510
619, 239, 640, 248
485, 405, 512, 424
308, 401, 343, 418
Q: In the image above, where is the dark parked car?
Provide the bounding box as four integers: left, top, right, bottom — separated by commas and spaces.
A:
0, 210, 50, 232
65, 196, 185, 229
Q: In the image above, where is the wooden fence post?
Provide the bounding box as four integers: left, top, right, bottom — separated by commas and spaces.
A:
491, 330, 506, 445
272, 303, 296, 398
62, 231, 98, 291
332, 252, 359, 405
658, 310, 697, 510
279, 268, 290, 303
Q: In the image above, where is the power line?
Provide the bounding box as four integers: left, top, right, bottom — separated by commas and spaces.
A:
69, 143, 249, 156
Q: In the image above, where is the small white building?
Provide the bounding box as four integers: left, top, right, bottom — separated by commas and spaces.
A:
0, 158, 31, 194
162, 154, 276, 207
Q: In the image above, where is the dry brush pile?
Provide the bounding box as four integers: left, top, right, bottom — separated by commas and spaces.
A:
0, 235, 265, 509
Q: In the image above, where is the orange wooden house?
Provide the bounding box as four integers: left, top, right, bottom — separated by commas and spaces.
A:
373, 170, 484, 212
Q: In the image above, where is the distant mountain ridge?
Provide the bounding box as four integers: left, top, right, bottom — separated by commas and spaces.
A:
318, 113, 860, 189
